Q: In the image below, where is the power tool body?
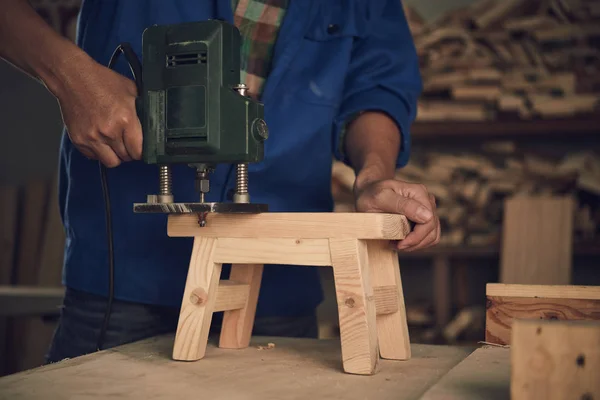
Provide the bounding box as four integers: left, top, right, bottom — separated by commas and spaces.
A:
129, 20, 269, 224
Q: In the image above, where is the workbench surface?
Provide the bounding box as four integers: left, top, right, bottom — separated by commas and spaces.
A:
0, 335, 510, 400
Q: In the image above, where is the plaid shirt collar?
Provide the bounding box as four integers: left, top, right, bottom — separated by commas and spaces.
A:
231, 0, 289, 99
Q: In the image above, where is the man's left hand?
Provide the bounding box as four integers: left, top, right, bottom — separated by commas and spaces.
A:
354, 179, 440, 252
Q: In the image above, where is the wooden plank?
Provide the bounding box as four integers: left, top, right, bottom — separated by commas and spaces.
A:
168, 213, 410, 240
421, 346, 510, 400
219, 264, 263, 349
486, 284, 600, 345
487, 283, 600, 299
0, 185, 19, 376
0, 286, 64, 317
14, 181, 48, 285
214, 281, 249, 313
36, 176, 65, 286
373, 285, 399, 316
214, 238, 331, 266
511, 319, 600, 400
172, 237, 221, 361
0, 186, 18, 285
0, 337, 474, 400
411, 117, 600, 140
500, 195, 574, 285
433, 255, 452, 328
329, 238, 379, 375
7, 181, 52, 375
367, 240, 410, 360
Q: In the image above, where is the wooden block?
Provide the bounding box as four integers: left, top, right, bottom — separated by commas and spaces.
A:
485, 283, 600, 345
214, 281, 250, 313
172, 237, 221, 361
219, 264, 263, 350
329, 238, 379, 375
168, 213, 410, 240
373, 286, 399, 316
500, 195, 575, 285
511, 319, 600, 400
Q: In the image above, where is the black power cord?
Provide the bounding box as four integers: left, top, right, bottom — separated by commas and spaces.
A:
96, 42, 143, 351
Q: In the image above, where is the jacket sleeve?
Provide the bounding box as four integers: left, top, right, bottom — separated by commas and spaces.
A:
333, 0, 422, 168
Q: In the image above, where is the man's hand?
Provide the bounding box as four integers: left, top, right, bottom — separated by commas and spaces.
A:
55, 55, 142, 167
343, 111, 440, 251
0, 0, 142, 168
354, 179, 440, 251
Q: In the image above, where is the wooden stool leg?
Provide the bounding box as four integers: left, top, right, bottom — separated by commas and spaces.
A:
219, 263, 263, 349
173, 237, 222, 361
367, 240, 411, 360
329, 238, 379, 375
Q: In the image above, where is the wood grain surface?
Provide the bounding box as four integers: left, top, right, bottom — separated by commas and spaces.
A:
511, 320, 600, 400
0, 336, 476, 400
485, 284, 600, 345
421, 346, 510, 400
168, 213, 410, 240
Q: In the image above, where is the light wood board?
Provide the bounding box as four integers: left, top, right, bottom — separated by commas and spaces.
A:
0, 336, 475, 400
420, 346, 510, 400
168, 213, 411, 240
500, 195, 574, 285
511, 319, 600, 400
486, 284, 600, 345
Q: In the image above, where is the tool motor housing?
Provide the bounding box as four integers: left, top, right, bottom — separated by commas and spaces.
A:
140, 20, 266, 165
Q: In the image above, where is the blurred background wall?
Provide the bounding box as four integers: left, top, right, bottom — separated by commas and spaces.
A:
1, 0, 599, 376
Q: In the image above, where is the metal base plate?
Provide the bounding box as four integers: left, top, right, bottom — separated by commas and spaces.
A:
133, 202, 268, 214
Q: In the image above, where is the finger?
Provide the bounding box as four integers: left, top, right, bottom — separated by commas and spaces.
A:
377, 189, 434, 224
398, 216, 439, 252
412, 215, 440, 250
92, 142, 121, 168
396, 217, 437, 249
429, 194, 441, 245
403, 219, 439, 252
429, 194, 437, 209
123, 115, 143, 160
106, 133, 132, 162
77, 144, 96, 160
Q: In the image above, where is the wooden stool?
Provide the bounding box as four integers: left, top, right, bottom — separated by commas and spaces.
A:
167, 212, 411, 375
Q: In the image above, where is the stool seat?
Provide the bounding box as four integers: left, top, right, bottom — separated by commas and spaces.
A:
167, 212, 411, 375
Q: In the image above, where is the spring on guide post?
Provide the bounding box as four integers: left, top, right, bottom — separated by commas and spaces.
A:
159, 165, 172, 195
236, 163, 248, 194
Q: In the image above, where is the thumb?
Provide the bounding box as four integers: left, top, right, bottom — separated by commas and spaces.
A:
377, 189, 434, 224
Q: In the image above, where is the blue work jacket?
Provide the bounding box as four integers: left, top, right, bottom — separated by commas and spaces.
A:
59, 0, 422, 317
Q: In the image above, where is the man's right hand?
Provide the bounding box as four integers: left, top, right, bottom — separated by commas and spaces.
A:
55, 54, 143, 168
0, 0, 143, 168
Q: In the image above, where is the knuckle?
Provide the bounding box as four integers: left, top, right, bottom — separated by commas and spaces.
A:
117, 109, 132, 125
100, 125, 119, 141
394, 195, 408, 212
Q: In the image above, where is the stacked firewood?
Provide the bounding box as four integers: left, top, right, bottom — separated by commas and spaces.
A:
332, 145, 600, 246
402, 0, 600, 121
